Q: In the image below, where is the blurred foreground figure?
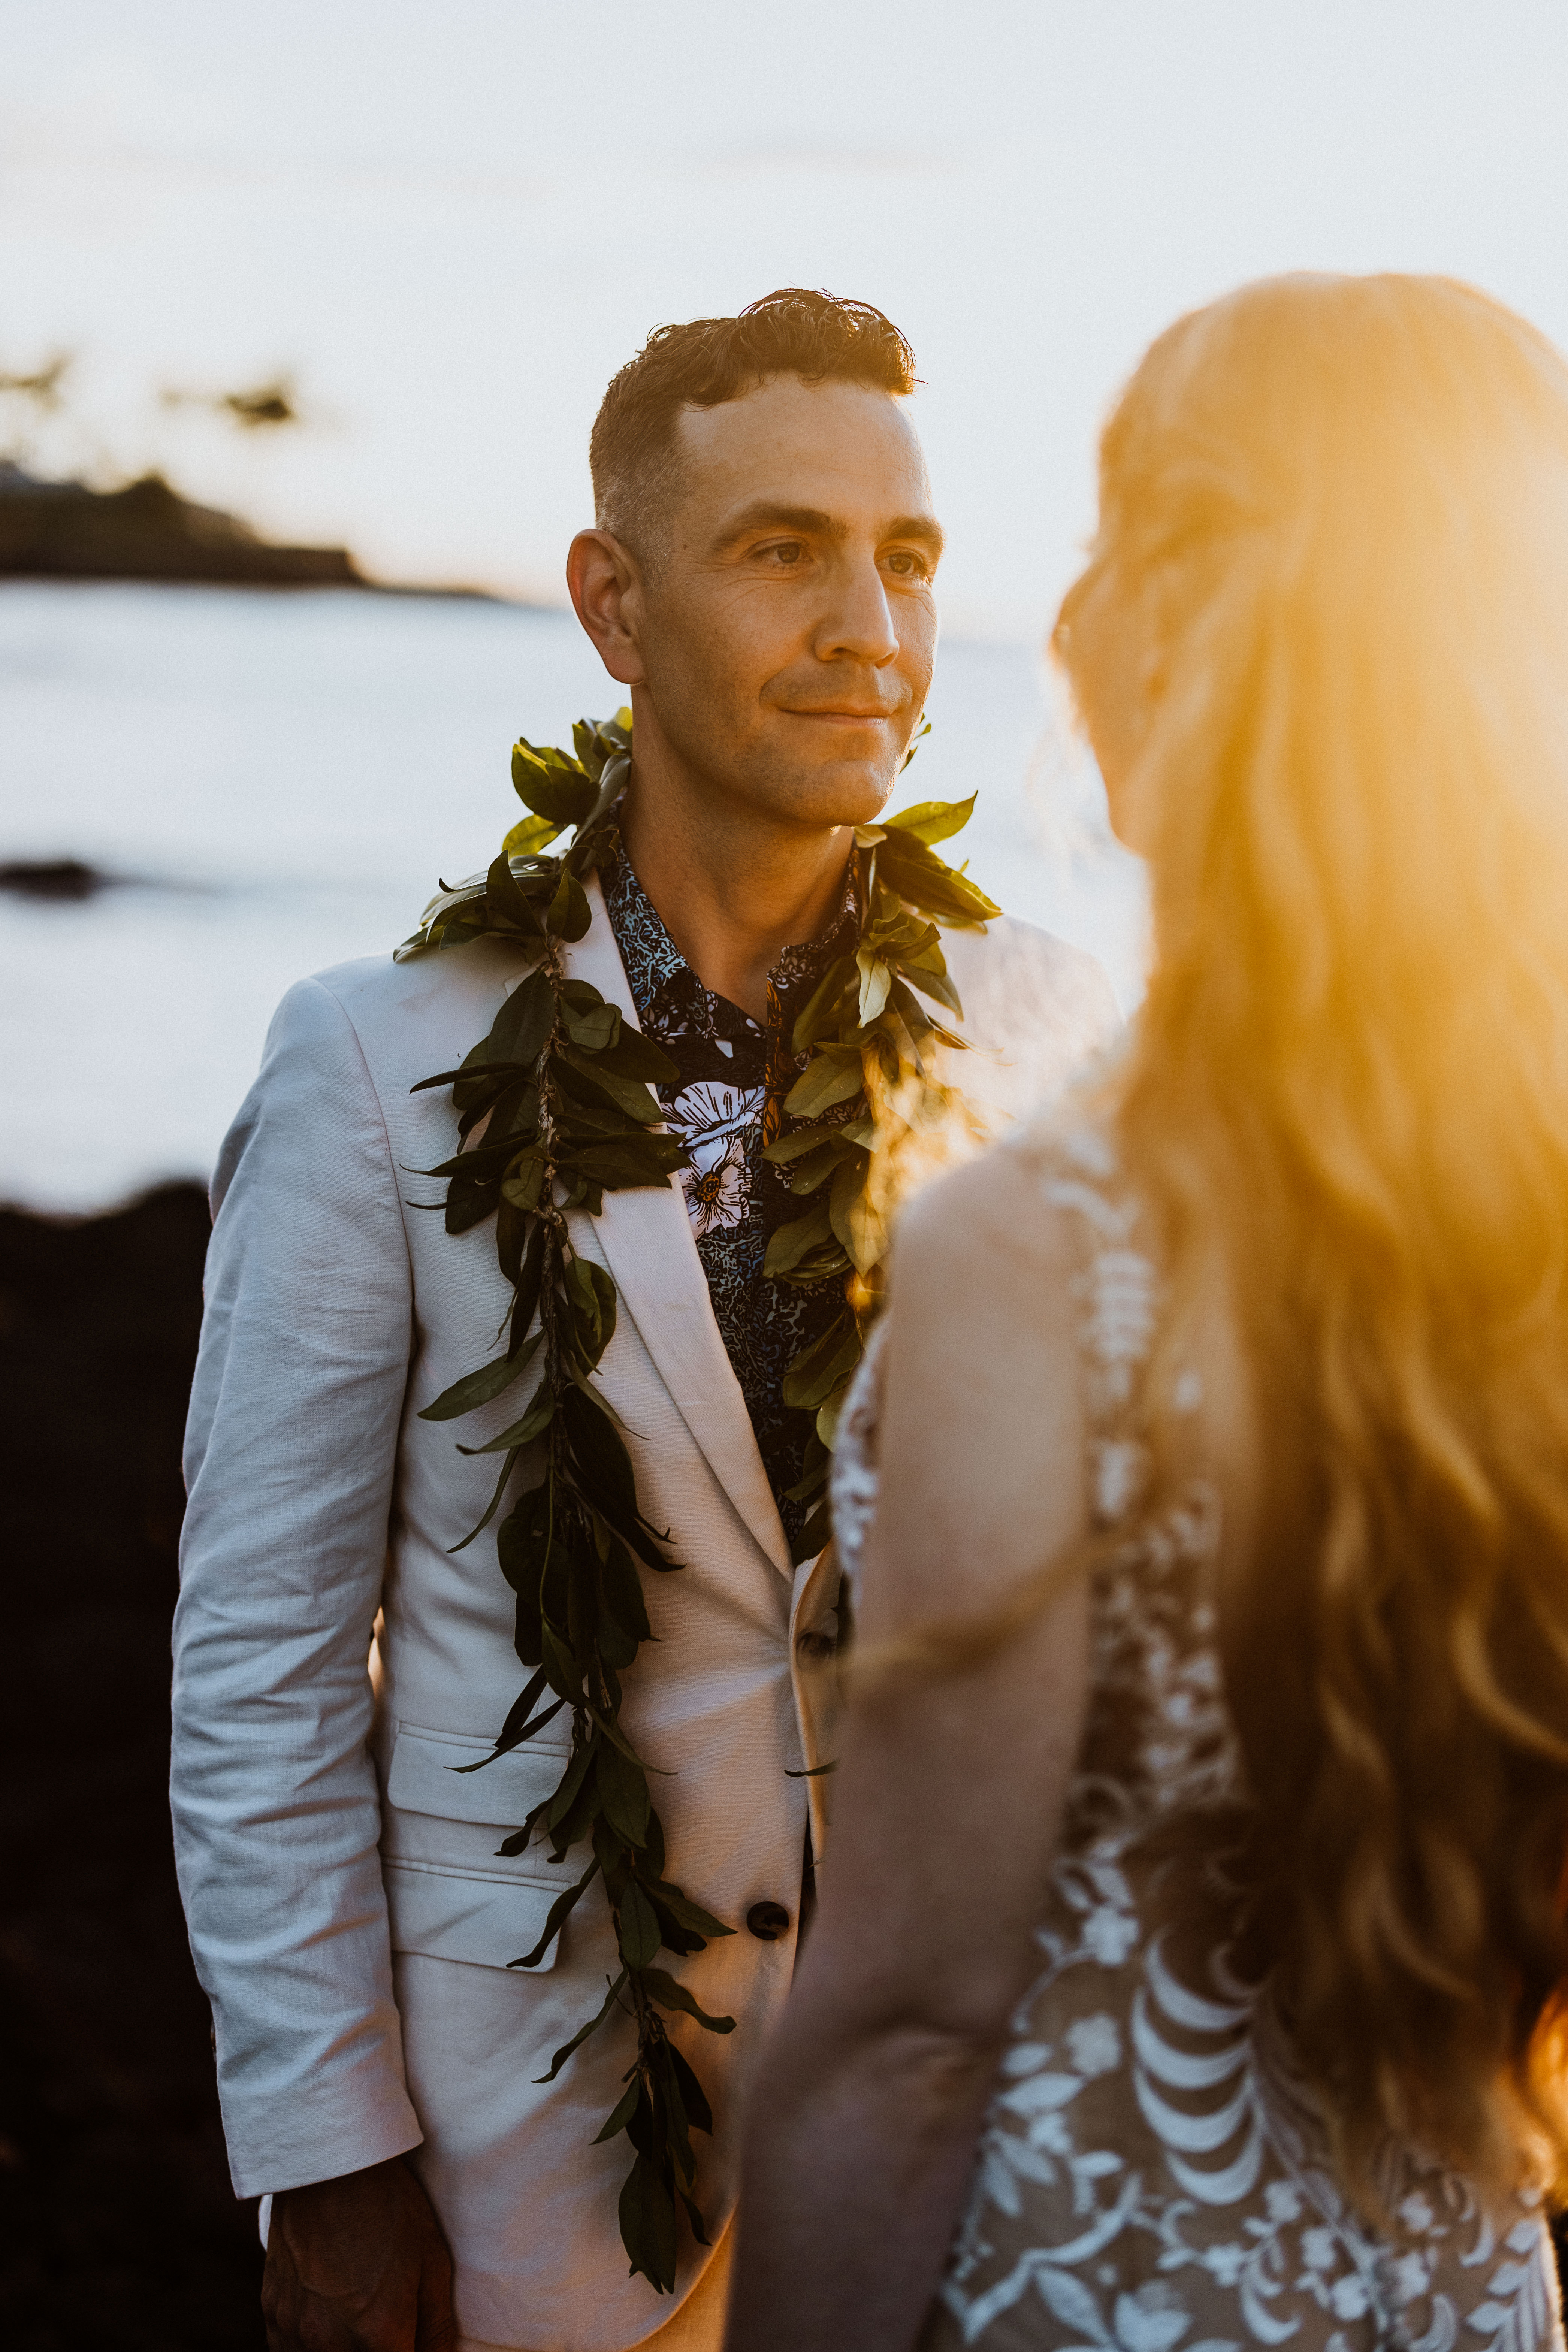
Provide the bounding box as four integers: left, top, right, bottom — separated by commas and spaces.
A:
169, 290, 1114, 2352
727, 274, 1568, 2352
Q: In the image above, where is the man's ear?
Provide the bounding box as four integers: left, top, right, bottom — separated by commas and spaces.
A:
567, 530, 647, 687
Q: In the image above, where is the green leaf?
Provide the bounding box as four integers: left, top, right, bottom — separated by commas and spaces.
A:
619, 2152, 677, 2294
563, 998, 620, 1052
567, 1138, 685, 1191
447, 1445, 521, 1552
573, 719, 608, 782
418, 1329, 541, 1423
788, 955, 858, 1055
635, 1896, 701, 1960
592, 2077, 643, 2146
486, 966, 554, 1067
546, 1737, 595, 1833
454, 1668, 566, 1768
598, 1527, 652, 1646
829, 1153, 885, 1276
652, 2040, 697, 2185
589, 1701, 668, 1774
557, 1045, 666, 1126
663, 2046, 720, 2142
895, 941, 964, 1019
639, 1879, 734, 1942
512, 741, 597, 829
565, 1254, 618, 1363
679, 2187, 713, 2249
616, 1875, 662, 1969
502, 812, 563, 859
874, 826, 1000, 923
782, 1310, 861, 1412
784, 1430, 830, 1505
640, 1966, 736, 2035
783, 1050, 865, 1122
596, 1733, 652, 1848
493, 1163, 541, 1220
457, 1665, 547, 1766
508, 1855, 601, 1970
559, 1383, 643, 1532
495, 1794, 552, 1859
546, 869, 593, 941
855, 946, 892, 1025
508, 1221, 548, 1356
545, 1770, 602, 1865
790, 1497, 833, 1565
458, 1378, 554, 1454
783, 1136, 858, 1196
484, 851, 536, 932
885, 792, 977, 847
762, 1119, 850, 1167
593, 1027, 680, 1085
762, 1200, 834, 1280
533, 1969, 628, 2083
443, 1170, 499, 1237
541, 1621, 587, 1708
555, 1095, 649, 1142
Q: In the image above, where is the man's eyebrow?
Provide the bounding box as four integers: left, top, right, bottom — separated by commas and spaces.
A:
712, 502, 844, 550
885, 513, 945, 556
712, 501, 945, 555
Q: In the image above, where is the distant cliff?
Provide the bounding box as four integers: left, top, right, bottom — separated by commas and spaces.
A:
0, 463, 366, 587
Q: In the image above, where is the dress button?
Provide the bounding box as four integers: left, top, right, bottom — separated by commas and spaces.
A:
746, 1901, 791, 1941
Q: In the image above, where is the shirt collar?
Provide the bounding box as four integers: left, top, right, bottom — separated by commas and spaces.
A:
599, 812, 859, 1028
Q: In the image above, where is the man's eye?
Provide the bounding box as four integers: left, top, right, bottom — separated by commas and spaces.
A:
885, 550, 931, 580
763, 542, 805, 567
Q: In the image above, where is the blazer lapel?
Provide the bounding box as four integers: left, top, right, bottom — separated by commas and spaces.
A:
563, 874, 791, 1578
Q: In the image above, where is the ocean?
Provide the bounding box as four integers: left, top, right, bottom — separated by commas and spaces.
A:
0, 583, 1146, 1212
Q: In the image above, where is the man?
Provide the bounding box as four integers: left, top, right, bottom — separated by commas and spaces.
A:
171, 290, 1118, 2352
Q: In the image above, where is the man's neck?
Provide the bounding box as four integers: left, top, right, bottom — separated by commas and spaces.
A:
616, 762, 852, 1023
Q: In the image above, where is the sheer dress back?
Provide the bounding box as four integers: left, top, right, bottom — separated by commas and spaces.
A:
830, 1124, 1563, 2352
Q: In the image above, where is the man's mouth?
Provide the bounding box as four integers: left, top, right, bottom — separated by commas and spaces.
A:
785, 707, 898, 723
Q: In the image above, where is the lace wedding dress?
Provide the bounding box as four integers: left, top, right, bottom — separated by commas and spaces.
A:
830, 1124, 1564, 2352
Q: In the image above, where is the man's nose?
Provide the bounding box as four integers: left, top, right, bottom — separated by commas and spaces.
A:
813, 557, 898, 667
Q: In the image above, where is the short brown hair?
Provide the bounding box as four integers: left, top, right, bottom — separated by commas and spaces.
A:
589, 287, 918, 569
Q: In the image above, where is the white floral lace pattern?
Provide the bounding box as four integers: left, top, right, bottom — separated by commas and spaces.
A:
830, 1124, 1564, 2352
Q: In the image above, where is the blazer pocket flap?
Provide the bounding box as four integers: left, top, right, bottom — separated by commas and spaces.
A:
384, 1859, 561, 1972
386, 1724, 570, 1829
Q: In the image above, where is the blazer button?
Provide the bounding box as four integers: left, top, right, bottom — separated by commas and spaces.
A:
746, 1901, 791, 1941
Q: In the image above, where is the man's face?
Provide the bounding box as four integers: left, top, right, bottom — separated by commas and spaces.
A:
631, 374, 942, 829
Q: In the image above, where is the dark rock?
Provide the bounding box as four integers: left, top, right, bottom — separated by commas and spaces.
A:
0, 861, 112, 902
0, 464, 361, 589
0, 1181, 265, 2346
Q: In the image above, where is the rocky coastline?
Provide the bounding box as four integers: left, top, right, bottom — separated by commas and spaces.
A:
0, 462, 492, 596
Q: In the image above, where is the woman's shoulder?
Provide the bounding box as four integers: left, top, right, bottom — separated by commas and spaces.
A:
899, 1103, 1132, 1290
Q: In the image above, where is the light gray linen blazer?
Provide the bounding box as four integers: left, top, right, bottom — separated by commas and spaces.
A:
170, 877, 1117, 2349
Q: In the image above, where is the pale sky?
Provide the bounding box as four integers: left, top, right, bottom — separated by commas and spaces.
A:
5, 1, 1568, 634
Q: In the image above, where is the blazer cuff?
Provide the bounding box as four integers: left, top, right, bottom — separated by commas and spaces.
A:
223, 2047, 424, 2200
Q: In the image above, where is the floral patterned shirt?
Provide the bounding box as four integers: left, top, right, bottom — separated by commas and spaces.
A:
599, 822, 857, 1557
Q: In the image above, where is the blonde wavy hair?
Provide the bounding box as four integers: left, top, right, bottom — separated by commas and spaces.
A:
1053, 273, 1568, 2205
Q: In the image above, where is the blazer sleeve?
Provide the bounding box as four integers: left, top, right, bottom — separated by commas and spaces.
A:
171, 973, 423, 2198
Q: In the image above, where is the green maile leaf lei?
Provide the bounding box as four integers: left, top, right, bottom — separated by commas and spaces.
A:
395, 709, 999, 2294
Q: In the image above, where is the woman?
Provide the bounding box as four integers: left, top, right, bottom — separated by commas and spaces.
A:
722, 275, 1568, 2352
